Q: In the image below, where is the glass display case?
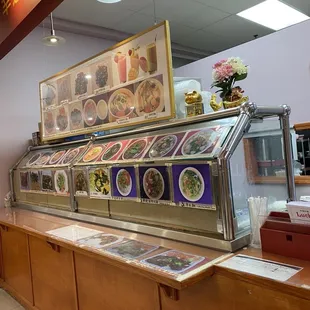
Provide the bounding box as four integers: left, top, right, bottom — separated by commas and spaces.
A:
10, 103, 295, 252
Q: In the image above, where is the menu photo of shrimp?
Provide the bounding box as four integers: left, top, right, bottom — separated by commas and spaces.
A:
138, 165, 171, 204
111, 166, 138, 200
172, 164, 215, 210
174, 126, 229, 159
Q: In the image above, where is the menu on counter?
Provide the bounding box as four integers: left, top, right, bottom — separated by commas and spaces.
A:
111, 166, 138, 200
139, 165, 171, 204
172, 164, 215, 210
40, 21, 174, 141
78, 233, 124, 249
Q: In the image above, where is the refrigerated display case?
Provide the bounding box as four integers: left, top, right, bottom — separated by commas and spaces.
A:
10, 102, 295, 252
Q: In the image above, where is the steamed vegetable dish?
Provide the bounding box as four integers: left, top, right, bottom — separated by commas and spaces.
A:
149, 135, 177, 158
56, 172, 66, 192
123, 140, 147, 160
180, 169, 203, 201
89, 168, 110, 195
101, 143, 121, 160
42, 173, 53, 191
74, 171, 88, 192
182, 130, 212, 155
143, 168, 164, 200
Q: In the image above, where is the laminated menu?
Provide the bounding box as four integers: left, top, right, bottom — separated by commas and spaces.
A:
112, 166, 138, 200
144, 131, 187, 160
89, 167, 111, 199
140, 250, 206, 275
78, 233, 123, 249
20, 171, 29, 191
30, 171, 41, 192
103, 239, 159, 260
41, 170, 54, 192
138, 165, 171, 204
174, 126, 227, 159
74, 169, 89, 196
172, 164, 215, 210
40, 22, 175, 142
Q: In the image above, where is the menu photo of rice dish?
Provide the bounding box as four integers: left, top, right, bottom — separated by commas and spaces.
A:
77, 233, 123, 249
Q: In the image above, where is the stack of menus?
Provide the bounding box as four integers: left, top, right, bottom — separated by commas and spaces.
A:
40, 21, 175, 141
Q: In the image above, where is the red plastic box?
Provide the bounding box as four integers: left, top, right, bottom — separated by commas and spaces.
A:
260, 211, 310, 261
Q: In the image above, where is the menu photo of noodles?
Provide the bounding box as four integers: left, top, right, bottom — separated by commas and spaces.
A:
111, 166, 138, 200
171, 164, 215, 210
174, 126, 229, 159
73, 169, 89, 197
138, 165, 171, 204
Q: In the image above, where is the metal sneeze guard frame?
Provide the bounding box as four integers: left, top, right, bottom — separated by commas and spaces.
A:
10, 102, 296, 252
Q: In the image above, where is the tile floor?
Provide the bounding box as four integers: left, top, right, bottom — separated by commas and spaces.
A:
0, 289, 24, 310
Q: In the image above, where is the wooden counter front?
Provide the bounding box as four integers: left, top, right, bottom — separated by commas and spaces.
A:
0, 208, 310, 310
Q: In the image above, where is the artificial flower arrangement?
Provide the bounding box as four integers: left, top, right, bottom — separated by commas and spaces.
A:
210, 57, 249, 111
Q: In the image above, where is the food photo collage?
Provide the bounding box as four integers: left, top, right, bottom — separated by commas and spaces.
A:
47, 224, 210, 278
40, 23, 173, 140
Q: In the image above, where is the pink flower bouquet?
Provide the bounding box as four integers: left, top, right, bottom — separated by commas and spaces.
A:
211, 57, 248, 101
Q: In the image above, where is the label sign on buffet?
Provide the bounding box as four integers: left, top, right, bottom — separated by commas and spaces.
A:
40, 21, 175, 141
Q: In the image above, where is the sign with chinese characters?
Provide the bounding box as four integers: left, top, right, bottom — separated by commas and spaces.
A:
0, 0, 63, 59
40, 21, 175, 141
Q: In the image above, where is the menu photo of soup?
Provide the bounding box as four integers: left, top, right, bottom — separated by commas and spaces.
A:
20, 171, 29, 191
111, 166, 138, 200
144, 131, 187, 160
82, 98, 100, 128
172, 164, 215, 210
108, 84, 136, 123
139, 165, 171, 204
174, 126, 228, 159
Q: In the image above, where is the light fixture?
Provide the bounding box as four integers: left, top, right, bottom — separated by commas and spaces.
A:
97, 0, 122, 3
42, 13, 66, 46
237, 0, 309, 31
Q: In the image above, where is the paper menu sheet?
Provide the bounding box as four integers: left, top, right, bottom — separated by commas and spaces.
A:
46, 225, 101, 242
218, 254, 302, 282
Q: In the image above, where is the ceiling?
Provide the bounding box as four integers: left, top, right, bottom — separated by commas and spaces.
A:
53, 0, 310, 64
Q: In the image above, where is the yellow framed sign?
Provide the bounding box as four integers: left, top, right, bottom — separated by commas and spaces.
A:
40, 21, 175, 142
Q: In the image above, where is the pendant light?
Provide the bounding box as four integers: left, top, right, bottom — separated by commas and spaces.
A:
42, 13, 66, 46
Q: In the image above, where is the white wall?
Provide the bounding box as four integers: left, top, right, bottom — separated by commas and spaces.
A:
175, 19, 310, 125
0, 27, 115, 201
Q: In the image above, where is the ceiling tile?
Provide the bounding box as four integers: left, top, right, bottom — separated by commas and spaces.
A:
112, 13, 162, 34
139, 0, 229, 29
194, 0, 264, 14
169, 22, 197, 41
203, 15, 273, 43
282, 0, 310, 15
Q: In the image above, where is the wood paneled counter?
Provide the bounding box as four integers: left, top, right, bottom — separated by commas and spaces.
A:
0, 208, 310, 310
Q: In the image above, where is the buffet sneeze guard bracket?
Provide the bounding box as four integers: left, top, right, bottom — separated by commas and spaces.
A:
11, 103, 296, 252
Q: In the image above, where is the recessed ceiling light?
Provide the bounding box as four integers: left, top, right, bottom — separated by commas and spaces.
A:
237, 0, 309, 31
97, 0, 122, 3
